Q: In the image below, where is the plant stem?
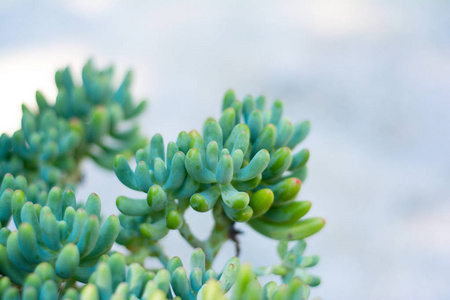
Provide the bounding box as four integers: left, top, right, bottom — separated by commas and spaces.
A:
207, 203, 233, 260
178, 221, 208, 250
126, 240, 169, 267
177, 203, 234, 269
148, 243, 170, 267
125, 245, 150, 265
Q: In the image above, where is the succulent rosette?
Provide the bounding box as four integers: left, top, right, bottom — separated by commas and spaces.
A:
114, 91, 324, 260
0, 183, 120, 284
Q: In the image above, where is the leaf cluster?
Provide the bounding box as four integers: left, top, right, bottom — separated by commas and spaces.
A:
0, 61, 324, 300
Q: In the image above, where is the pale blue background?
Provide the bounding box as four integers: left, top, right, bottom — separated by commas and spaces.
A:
1, 1, 449, 299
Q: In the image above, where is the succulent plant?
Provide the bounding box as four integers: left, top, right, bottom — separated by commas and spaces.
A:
0, 181, 120, 284
0, 62, 324, 300
0, 247, 311, 300
0, 60, 146, 194
114, 90, 324, 267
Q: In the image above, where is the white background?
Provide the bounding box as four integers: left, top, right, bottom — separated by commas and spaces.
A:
1, 1, 450, 299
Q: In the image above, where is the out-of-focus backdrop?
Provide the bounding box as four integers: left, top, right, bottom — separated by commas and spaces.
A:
1, 1, 449, 299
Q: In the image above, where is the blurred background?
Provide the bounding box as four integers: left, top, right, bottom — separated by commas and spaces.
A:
1, 1, 449, 299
